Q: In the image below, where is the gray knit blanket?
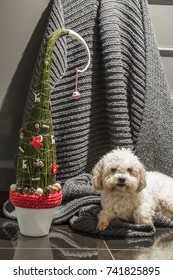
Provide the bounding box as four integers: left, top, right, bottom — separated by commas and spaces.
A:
3, 173, 173, 237
23, 0, 173, 183
3, 0, 173, 237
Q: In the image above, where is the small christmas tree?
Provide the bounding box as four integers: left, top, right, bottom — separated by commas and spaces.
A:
9, 28, 90, 236
12, 28, 69, 196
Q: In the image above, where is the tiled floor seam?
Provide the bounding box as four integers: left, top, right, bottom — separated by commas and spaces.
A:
103, 240, 114, 260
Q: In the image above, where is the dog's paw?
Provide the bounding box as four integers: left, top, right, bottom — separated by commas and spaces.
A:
134, 216, 153, 225
97, 220, 109, 231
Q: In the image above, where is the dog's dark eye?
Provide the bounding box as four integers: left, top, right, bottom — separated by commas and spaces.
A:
111, 168, 117, 173
127, 168, 132, 173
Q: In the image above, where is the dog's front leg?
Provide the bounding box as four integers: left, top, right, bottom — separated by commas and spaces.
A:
133, 205, 154, 225
97, 209, 116, 231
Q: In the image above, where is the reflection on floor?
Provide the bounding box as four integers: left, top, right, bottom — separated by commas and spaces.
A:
0, 209, 173, 260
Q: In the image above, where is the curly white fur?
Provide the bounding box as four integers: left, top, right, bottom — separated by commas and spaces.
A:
92, 148, 173, 231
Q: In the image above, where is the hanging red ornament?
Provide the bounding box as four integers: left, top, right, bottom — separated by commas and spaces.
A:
29, 136, 43, 151
72, 91, 80, 100
52, 162, 59, 174
72, 68, 80, 100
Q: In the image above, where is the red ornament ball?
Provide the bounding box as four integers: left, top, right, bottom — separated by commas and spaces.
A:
72, 91, 80, 100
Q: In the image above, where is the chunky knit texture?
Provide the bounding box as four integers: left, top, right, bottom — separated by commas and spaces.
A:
4, 0, 173, 237
135, 0, 173, 175
24, 0, 173, 184
24, 0, 140, 184
9, 191, 62, 209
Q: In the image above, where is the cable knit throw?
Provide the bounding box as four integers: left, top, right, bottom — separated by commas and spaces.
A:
3, 0, 173, 237
23, 0, 173, 182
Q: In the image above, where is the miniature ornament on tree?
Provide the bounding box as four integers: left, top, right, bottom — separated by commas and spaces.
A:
9, 28, 90, 237
52, 162, 59, 175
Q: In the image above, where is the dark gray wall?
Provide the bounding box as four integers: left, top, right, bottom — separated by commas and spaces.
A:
0, 0, 51, 193
149, 3, 173, 96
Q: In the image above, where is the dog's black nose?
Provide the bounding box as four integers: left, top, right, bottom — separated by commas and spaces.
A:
118, 178, 125, 184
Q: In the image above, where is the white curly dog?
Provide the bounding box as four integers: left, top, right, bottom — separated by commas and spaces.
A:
92, 148, 173, 231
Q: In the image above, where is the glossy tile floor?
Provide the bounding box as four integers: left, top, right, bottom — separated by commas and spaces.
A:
0, 208, 173, 260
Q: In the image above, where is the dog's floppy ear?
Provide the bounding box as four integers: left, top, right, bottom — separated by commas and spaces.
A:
92, 158, 104, 190
137, 162, 147, 192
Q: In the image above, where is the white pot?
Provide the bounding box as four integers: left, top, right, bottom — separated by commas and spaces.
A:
15, 206, 56, 237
